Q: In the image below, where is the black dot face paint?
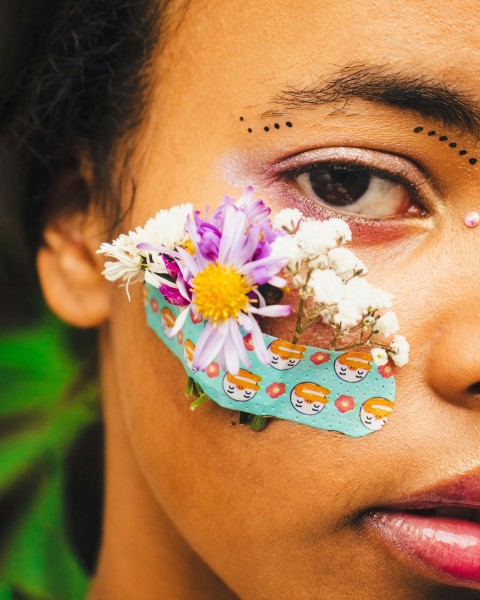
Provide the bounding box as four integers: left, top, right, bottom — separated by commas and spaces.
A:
239, 116, 293, 135
413, 126, 477, 166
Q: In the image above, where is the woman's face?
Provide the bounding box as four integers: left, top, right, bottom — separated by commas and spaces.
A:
95, 0, 480, 597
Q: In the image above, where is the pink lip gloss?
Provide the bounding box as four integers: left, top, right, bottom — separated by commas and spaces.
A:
367, 511, 480, 588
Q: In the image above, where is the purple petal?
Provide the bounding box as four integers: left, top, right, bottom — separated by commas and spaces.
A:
249, 304, 291, 318
193, 322, 229, 370
218, 206, 246, 264
160, 284, 190, 306
247, 315, 270, 364
224, 334, 240, 375
229, 319, 250, 369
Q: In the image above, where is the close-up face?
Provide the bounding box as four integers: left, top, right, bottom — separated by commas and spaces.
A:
39, 0, 480, 598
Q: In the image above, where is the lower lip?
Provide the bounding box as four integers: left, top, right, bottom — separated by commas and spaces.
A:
366, 511, 480, 588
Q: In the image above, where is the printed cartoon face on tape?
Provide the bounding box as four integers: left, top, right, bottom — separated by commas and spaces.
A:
183, 340, 196, 373
268, 340, 307, 370
290, 382, 330, 415
222, 370, 262, 402
160, 306, 176, 336
360, 398, 394, 431
334, 351, 373, 383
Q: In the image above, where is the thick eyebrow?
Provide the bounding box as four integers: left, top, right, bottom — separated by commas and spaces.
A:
265, 63, 480, 141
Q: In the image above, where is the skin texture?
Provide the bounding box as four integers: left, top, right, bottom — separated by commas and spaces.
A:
36, 0, 480, 598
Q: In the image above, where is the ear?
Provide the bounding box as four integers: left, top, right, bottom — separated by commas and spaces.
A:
37, 167, 111, 328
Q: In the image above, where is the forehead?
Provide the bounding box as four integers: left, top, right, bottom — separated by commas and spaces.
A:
161, 0, 479, 107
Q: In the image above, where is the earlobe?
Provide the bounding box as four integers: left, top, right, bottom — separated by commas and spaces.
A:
37, 210, 111, 329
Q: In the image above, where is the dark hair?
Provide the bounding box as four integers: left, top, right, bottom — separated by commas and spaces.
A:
0, 0, 167, 574
1, 0, 164, 247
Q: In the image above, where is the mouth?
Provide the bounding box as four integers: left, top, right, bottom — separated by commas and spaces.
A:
363, 476, 480, 589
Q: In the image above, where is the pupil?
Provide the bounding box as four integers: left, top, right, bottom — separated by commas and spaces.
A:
309, 167, 370, 206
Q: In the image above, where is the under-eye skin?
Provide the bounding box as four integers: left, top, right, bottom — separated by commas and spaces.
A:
272, 147, 430, 222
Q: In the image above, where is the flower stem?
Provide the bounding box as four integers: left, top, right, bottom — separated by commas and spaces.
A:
292, 296, 305, 344
190, 393, 211, 411
249, 415, 269, 431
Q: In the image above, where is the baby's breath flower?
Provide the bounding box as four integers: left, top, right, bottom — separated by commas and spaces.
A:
308, 270, 345, 305
344, 277, 393, 314
389, 334, 410, 367
328, 247, 367, 280
333, 299, 364, 330
271, 235, 304, 271
273, 208, 304, 232
374, 311, 400, 337
372, 347, 389, 366
296, 219, 348, 256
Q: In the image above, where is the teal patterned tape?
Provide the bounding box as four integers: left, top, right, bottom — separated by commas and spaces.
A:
145, 284, 396, 437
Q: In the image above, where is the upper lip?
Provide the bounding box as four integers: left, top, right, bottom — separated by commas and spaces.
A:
374, 471, 480, 511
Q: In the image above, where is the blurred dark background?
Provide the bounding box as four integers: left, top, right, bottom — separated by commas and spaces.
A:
0, 5, 103, 598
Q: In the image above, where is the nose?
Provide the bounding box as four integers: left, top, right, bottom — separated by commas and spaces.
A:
426, 303, 480, 404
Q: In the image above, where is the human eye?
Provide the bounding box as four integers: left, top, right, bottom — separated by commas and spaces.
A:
279, 148, 429, 220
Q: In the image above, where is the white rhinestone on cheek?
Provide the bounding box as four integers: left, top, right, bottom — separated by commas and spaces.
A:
464, 211, 480, 227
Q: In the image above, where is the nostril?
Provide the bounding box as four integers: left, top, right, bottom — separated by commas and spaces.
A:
467, 381, 480, 396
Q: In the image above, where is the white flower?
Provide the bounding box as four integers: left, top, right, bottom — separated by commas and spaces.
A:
273, 208, 304, 232
132, 203, 192, 250
271, 235, 304, 271
333, 299, 364, 330
328, 247, 367, 280
371, 347, 389, 366
97, 234, 144, 282
363, 315, 375, 327
306, 252, 330, 269
308, 269, 345, 305
374, 311, 400, 337
295, 218, 352, 265
389, 335, 410, 367
344, 277, 393, 314
322, 218, 352, 244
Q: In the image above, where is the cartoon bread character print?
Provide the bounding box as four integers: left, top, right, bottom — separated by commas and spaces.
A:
360, 397, 394, 431
268, 339, 307, 370
222, 370, 262, 402
160, 306, 176, 336
334, 351, 373, 383
290, 382, 330, 415
183, 339, 196, 373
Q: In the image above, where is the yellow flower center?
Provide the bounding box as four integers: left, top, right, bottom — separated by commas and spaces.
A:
180, 237, 196, 255
192, 263, 251, 324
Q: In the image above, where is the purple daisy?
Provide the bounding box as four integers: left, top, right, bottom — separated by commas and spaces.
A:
168, 192, 291, 374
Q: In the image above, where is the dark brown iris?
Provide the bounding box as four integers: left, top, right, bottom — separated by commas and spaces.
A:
308, 167, 370, 206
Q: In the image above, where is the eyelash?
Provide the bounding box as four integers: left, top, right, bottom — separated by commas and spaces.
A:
281, 158, 427, 221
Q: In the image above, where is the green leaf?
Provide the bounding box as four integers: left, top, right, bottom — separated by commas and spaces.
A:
0, 428, 47, 494
0, 464, 88, 600
0, 583, 13, 600
0, 309, 99, 598
0, 314, 75, 417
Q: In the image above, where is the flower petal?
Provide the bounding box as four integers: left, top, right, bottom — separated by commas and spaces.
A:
169, 306, 190, 338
